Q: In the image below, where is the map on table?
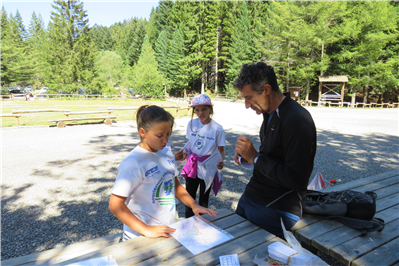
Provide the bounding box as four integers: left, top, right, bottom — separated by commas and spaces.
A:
171, 216, 234, 255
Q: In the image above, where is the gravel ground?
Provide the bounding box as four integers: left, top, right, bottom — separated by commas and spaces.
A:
1, 100, 398, 264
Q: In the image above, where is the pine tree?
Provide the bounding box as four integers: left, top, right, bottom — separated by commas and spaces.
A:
154, 29, 169, 78
167, 24, 188, 94
225, 2, 254, 87
132, 35, 165, 98
126, 19, 147, 66
27, 11, 46, 88
1, 8, 34, 86
334, 1, 399, 104
45, 0, 97, 93
1, 7, 12, 86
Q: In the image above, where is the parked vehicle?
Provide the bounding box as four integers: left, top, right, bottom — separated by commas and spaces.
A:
24, 86, 32, 92
8, 87, 24, 94
39, 87, 48, 94
78, 88, 87, 95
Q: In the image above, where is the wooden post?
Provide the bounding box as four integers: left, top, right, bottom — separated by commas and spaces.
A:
341, 82, 346, 107
318, 81, 322, 106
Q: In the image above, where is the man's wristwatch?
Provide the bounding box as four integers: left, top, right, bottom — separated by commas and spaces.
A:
253, 155, 259, 165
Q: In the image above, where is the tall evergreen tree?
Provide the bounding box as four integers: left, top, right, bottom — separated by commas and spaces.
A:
27, 11, 46, 88
154, 29, 169, 78
225, 2, 254, 87
335, 1, 398, 104
167, 24, 188, 94
1, 7, 12, 86
126, 19, 147, 66
45, 0, 97, 92
132, 35, 165, 97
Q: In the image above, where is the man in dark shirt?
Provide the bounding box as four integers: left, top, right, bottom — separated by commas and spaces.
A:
233, 62, 317, 238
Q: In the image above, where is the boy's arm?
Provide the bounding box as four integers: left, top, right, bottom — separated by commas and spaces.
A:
175, 177, 218, 217
109, 194, 175, 238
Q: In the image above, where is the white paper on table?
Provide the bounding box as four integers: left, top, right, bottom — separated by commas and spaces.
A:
238, 156, 254, 169
198, 150, 223, 192
171, 216, 233, 255
66, 255, 118, 266
219, 254, 240, 266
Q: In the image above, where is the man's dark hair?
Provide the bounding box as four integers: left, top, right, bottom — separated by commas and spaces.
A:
233, 62, 280, 94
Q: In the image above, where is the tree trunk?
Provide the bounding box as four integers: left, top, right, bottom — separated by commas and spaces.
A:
214, 29, 219, 94
305, 78, 310, 101
363, 86, 369, 103
201, 61, 205, 94
351, 88, 357, 107
383, 90, 390, 103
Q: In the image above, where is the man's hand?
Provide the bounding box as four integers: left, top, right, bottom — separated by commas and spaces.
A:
235, 136, 259, 165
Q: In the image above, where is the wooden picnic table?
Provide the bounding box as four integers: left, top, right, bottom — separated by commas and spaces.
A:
3, 209, 289, 266
291, 169, 399, 266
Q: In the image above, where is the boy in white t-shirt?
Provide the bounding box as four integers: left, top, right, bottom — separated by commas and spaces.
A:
182, 94, 226, 218
109, 105, 218, 241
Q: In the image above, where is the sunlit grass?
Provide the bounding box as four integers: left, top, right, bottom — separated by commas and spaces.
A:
1, 98, 190, 127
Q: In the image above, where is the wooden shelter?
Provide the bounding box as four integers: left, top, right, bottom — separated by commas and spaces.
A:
318, 75, 349, 103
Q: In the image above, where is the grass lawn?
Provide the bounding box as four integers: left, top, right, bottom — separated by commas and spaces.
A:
0, 98, 190, 127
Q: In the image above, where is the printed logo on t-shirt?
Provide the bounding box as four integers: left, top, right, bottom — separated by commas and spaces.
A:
152, 171, 175, 211
198, 134, 205, 138
145, 165, 159, 177
194, 138, 204, 150
191, 133, 197, 137
167, 159, 175, 165
206, 137, 214, 141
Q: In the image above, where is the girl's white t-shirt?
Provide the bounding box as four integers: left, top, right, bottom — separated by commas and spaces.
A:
112, 145, 179, 239
185, 119, 226, 179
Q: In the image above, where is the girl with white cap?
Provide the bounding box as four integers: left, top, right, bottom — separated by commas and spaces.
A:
181, 94, 226, 218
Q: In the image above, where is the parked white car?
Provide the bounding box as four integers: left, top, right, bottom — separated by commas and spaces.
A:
39, 87, 48, 94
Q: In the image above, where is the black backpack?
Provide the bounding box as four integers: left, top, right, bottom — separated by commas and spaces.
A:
303, 190, 385, 236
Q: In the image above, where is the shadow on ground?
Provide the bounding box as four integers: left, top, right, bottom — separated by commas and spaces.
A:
1, 127, 398, 261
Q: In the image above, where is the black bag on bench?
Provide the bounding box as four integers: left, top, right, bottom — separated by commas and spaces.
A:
303, 190, 385, 236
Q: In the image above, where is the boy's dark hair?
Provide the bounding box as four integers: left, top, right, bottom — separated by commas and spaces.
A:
136, 105, 173, 141
233, 62, 280, 94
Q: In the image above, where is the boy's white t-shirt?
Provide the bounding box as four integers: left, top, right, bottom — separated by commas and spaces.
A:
112, 145, 179, 239
185, 118, 226, 179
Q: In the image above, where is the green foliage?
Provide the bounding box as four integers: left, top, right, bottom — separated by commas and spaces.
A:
95, 51, 124, 88
226, 2, 255, 87
154, 29, 169, 77
132, 35, 165, 98
44, 0, 97, 93
2, 1, 399, 101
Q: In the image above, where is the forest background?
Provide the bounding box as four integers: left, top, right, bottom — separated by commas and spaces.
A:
1, 0, 399, 104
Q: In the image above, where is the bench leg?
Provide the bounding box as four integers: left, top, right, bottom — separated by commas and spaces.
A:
104, 118, 112, 125
57, 121, 66, 128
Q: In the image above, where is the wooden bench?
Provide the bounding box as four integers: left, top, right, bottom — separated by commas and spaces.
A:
12, 109, 71, 114
64, 110, 113, 117
107, 106, 192, 117
1, 113, 21, 126
48, 116, 116, 128
176, 106, 192, 117
1, 233, 122, 266
319, 94, 343, 107
291, 170, 399, 266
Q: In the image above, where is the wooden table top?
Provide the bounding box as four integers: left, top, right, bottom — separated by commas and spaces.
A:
4, 209, 286, 266
291, 169, 399, 266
